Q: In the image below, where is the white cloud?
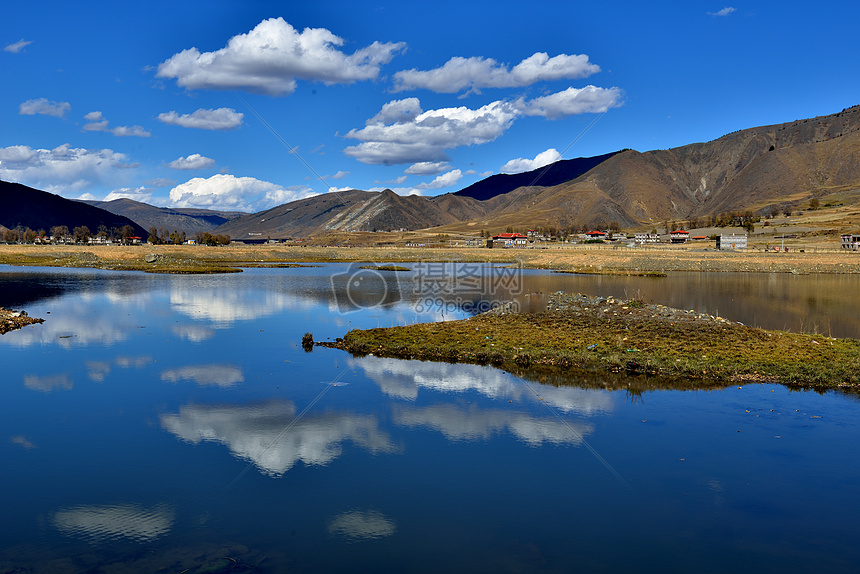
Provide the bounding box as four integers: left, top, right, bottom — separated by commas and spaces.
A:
328, 186, 353, 192
517, 85, 622, 119
166, 153, 216, 170
156, 17, 405, 96
0, 143, 136, 195
405, 161, 450, 176
168, 173, 316, 211
501, 148, 561, 174
416, 168, 462, 190
103, 186, 153, 203
708, 7, 737, 16
393, 52, 600, 94
144, 177, 175, 188
345, 88, 617, 165
19, 98, 70, 118
331, 170, 350, 179
82, 111, 151, 137
4, 39, 32, 53
157, 107, 243, 130
344, 98, 519, 165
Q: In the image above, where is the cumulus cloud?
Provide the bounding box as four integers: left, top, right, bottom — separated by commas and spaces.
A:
0, 143, 136, 195
168, 174, 316, 211
82, 111, 150, 137
103, 186, 153, 203
708, 6, 737, 16
344, 99, 519, 165
393, 52, 600, 94
156, 17, 405, 96
415, 168, 462, 190
517, 85, 622, 119
501, 148, 561, 174
345, 87, 618, 165
405, 161, 450, 176
331, 170, 349, 179
19, 98, 71, 118
157, 107, 243, 130
166, 153, 216, 170
4, 39, 32, 53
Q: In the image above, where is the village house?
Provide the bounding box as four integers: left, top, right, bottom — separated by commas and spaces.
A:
490, 232, 528, 248
840, 234, 860, 250
717, 234, 748, 250
669, 230, 690, 244
634, 232, 660, 244
581, 230, 608, 241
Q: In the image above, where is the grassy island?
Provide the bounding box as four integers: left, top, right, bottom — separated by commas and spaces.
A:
320, 293, 860, 391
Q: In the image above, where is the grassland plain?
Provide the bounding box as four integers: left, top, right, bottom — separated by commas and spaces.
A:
3, 243, 860, 275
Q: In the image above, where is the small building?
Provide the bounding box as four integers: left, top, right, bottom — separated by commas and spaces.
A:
670, 230, 690, 244
583, 230, 608, 241
841, 234, 860, 250
717, 234, 748, 250
491, 233, 528, 247
691, 235, 709, 241
634, 232, 660, 244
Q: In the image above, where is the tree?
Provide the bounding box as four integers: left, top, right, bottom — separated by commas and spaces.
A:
148, 227, 161, 244
50, 225, 69, 242
73, 226, 91, 243
743, 220, 755, 234
809, 197, 820, 210
23, 228, 37, 243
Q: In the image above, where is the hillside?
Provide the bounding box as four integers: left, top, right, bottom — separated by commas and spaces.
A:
0, 180, 147, 237
453, 151, 620, 201
84, 198, 243, 235
438, 104, 860, 231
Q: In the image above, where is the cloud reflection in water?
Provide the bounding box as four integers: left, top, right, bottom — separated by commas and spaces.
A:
53, 503, 174, 544
160, 400, 397, 476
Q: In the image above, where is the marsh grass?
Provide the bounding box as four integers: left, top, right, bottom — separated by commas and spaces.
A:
324, 300, 860, 390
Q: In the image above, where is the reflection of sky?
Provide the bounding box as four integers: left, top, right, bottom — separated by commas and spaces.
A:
53, 503, 174, 543
160, 400, 397, 476
393, 403, 592, 446
161, 364, 244, 387
169, 287, 317, 326
353, 356, 614, 415
24, 373, 73, 392
327, 509, 396, 541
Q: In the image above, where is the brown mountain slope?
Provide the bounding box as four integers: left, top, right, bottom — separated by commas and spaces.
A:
454, 104, 860, 231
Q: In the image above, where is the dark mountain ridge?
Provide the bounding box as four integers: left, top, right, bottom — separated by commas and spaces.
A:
0, 180, 147, 237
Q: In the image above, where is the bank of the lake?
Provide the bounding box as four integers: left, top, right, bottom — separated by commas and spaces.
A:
321, 293, 860, 391
4, 243, 860, 275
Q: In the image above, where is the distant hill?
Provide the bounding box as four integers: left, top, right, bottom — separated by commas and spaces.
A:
83, 198, 244, 235
454, 151, 620, 201
0, 180, 147, 237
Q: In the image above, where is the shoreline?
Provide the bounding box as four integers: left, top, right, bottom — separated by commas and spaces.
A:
318, 292, 860, 392
3, 243, 860, 275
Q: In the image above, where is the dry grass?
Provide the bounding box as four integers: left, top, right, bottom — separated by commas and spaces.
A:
3, 243, 860, 275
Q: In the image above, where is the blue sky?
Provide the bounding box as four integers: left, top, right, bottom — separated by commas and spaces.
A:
2, 1, 858, 212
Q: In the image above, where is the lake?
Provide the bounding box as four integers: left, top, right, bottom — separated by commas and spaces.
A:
1, 263, 858, 573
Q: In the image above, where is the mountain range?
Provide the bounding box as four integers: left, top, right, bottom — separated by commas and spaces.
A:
2, 105, 859, 239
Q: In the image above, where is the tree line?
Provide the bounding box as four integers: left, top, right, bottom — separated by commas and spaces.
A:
2, 224, 138, 244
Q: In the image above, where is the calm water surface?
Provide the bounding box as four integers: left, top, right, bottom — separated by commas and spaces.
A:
1, 264, 858, 573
